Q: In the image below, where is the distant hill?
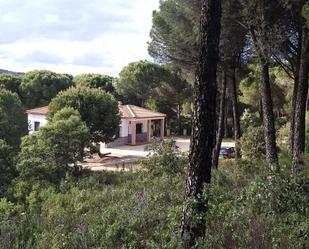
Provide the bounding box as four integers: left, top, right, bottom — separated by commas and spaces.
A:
0, 69, 24, 76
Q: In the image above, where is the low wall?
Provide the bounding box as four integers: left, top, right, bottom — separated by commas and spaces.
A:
128, 133, 148, 143
105, 137, 129, 148
106, 133, 148, 148
136, 133, 148, 143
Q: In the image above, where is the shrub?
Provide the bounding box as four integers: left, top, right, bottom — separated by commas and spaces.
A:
200, 171, 309, 249
240, 109, 262, 134
1, 159, 309, 249
141, 139, 187, 175
277, 122, 290, 150
1, 172, 184, 249
240, 126, 265, 160
16, 108, 91, 194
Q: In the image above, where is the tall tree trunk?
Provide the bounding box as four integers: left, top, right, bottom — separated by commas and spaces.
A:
260, 58, 279, 171
180, 0, 221, 247
290, 76, 299, 151
224, 100, 229, 137
292, 27, 309, 173
249, 0, 279, 171
177, 104, 182, 135
212, 71, 227, 169
259, 59, 279, 171
231, 66, 241, 158
290, 32, 302, 153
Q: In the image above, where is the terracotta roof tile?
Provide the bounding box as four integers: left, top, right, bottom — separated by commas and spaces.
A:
26, 106, 49, 115
120, 105, 166, 119
26, 105, 166, 119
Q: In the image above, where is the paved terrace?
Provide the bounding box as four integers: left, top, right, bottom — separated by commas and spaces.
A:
82, 138, 235, 171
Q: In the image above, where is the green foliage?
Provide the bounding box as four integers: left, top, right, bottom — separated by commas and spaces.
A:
220, 0, 247, 66
239, 65, 261, 110
1, 152, 309, 248
1, 172, 184, 249
17, 108, 90, 190
150, 66, 192, 120
277, 122, 290, 150
0, 74, 21, 94
239, 64, 289, 115
302, 2, 309, 26
241, 126, 266, 160
74, 74, 115, 94
279, 113, 309, 153
1, 156, 308, 248
48, 87, 120, 143
141, 139, 187, 176
40, 107, 90, 167
200, 167, 309, 249
16, 134, 61, 193
240, 109, 262, 133
169, 115, 192, 135
0, 198, 24, 248
0, 140, 16, 197
0, 89, 27, 149
20, 70, 73, 108
117, 61, 191, 129
148, 0, 199, 70
116, 60, 168, 106
278, 112, 309, 155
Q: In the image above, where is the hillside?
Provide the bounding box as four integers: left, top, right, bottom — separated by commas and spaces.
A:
0, 68, 24, 76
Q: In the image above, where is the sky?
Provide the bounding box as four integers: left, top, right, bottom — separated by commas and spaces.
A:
0, 0, 159, 76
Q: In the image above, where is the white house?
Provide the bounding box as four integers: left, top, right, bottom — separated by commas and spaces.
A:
26, 105, 166, 148
27, 106, 49, 134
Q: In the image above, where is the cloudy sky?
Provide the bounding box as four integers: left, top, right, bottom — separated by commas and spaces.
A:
0, 0, 159, 76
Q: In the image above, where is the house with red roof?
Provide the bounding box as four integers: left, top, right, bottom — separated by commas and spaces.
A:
26, 104, 166, 148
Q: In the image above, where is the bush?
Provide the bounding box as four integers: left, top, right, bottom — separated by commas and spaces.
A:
240, 126, 265, 160
277, 122, 290, 150
240, 109, 262, 134
200, 170, 309, 249
16, 108, 91, 196
1, 158, 309, 248
0, 172, 184, 249
141, 139, 187, 176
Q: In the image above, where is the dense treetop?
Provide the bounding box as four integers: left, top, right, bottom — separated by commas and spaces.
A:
74, 74, 115, 94
20, 70, 73, 108
48, 87, 120, 143
0, 89, 27, 149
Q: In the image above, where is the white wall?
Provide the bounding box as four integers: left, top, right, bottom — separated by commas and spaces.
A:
28, 114, 48, 134
141, 120, 148, 133
120, 119, 129, 137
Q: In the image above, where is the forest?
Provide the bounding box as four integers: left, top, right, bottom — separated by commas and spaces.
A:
0, 0, 309, 248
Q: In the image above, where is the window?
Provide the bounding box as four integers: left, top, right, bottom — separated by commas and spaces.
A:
136, 123, 142, 134
34, 121, 40, 131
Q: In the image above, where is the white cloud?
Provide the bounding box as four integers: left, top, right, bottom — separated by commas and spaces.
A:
0, 0, 159, 76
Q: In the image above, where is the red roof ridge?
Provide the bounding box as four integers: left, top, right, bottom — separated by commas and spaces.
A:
126, 105, 136, 118
27, 104, 166, 119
